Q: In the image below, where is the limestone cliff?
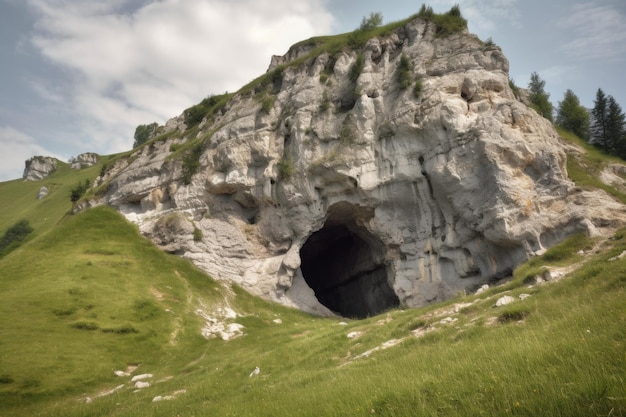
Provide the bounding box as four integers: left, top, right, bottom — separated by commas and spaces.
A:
23, 156, 57, 181
93, 14, 626, 317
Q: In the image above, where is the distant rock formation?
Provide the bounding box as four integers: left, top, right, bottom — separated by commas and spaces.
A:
23, 156, 57, 181
70, 153, 99, 169
93, 15, 626, 317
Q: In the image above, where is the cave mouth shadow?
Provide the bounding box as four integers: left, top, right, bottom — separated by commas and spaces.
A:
299, 204, 399, 319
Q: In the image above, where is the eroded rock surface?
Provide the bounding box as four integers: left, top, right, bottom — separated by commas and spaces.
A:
70, 152, 99, 169
97, 17, 626, 317
23, 156, 57, 181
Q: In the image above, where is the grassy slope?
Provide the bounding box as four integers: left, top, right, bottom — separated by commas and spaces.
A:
0, 131, 625, 416
0, 161, 99, 239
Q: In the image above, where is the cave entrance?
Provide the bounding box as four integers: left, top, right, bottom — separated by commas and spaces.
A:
299, 204, 399, 318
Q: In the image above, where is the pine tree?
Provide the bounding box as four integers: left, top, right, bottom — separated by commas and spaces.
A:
590, 89, 608, 150
528, 72, 553, 121
606, 96, 626, 158
556, 89, 589, 140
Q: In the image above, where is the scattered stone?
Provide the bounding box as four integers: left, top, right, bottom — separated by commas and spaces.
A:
519, 293, 532, 300
114, 370, 130, 377
131, 373, 153, 382
197, 306, 244, 340
354, 338, 404, 359
475, 284, 490, 294
608, 250, 626, 262
249, 367, 260, 377
440, 317, 458, 324
411, 326, 435, 338
453, 302, 473, 313
495, 295, 515, 307
134, 381, 150, 389
272, 318, 283, 324
347, 331, 362, 339
152, 389, 187, 402
338, 322, 348, 326
86, 384, 126, 402
37, 186, 49, 199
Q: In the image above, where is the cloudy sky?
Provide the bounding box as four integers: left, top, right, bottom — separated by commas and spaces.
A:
1, 0, 625, 181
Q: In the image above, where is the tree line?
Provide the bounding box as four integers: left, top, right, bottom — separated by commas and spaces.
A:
527, 72, 625, 159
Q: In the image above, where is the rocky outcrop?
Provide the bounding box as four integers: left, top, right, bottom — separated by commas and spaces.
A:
70, 152, 99, 169
97, 16, 626, 317
23, 156, 57, 181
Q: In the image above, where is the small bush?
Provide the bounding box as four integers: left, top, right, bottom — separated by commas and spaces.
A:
193, 227, 203, 242
417, 4, 434, 19
498, 307, 531, 323
359, 12, 383, 31
484, 37, 495, 47
183, 92, 232, 128
53, 307, 77, 317
348, 53, 364, 83
70, 321, 99, 331
418, 4, 467, 38
339, 115, 358, 144
509, 78, 521, 99
70, 179, 90, 203
320, 90, 331, 112
397, 54, 413, 90
0, 375, 14, 384
260, 94, 276, 114
101, 325, 139, 334
448, 4, 462, 18
413, 77, 423, 98
182, 142, 204, 185
277, 156, 295, 181
0, 219, 33, 257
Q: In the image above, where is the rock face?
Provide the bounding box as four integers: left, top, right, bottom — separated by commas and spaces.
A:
23, 156, 57, 181
98, 17, 626, 317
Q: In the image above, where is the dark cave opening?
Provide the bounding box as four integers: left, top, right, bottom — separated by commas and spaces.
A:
299, 206, 399, 319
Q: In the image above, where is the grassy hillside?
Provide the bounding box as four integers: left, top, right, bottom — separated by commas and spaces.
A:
1, 132, 625, 416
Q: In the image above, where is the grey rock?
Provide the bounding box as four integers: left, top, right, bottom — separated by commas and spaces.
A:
37, 186, 49, 199
70, 152, 99, 169
23, 156, 57, 181
496, 295, 515, 307
91, 16, 626, 317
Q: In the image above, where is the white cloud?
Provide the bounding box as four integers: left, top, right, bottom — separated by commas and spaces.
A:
23, 0, 334, 157
558, 1, 626, 61
0, 126, 62, 181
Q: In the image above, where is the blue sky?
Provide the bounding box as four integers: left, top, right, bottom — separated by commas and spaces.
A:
1, 0, 625, 181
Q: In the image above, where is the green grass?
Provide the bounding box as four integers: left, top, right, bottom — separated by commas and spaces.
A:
0, 160, 104, 239
2, 14, 626, 416
559, 127, 626, 204
0, 201, 624, 416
